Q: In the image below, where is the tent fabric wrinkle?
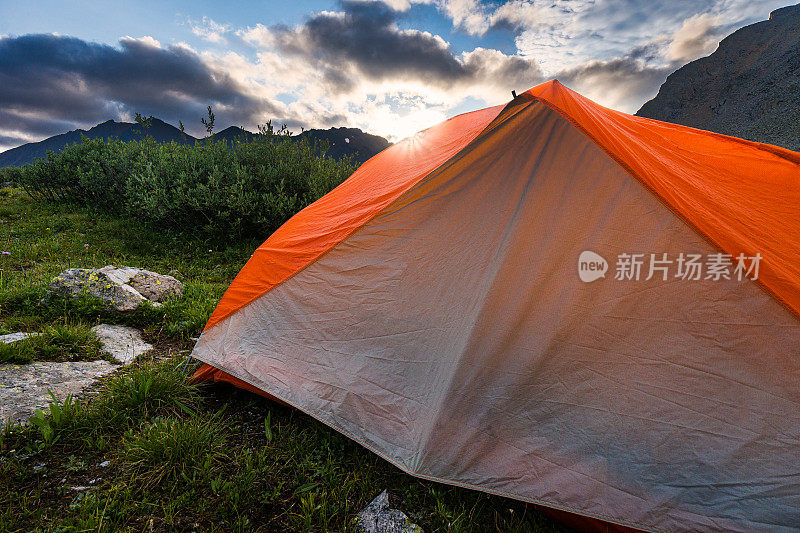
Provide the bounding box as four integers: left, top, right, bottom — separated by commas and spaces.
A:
190, 80, 800, 533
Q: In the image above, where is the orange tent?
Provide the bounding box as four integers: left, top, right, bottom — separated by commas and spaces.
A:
192, 80, 800, 532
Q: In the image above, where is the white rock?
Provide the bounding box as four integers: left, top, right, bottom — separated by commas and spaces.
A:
355, 490, 422, 533
91, 324, 152, 365
49, 265, 183, 312
0, 332, 38, 344
0, 360, 117, 425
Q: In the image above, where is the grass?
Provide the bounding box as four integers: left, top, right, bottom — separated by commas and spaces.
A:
0, 323, 104, 364
0, 187, 572, 532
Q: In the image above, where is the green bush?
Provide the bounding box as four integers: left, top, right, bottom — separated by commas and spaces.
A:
17, 130, 357, 240
0, 166, 22, 186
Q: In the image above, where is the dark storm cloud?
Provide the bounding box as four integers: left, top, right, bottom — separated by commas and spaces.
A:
270, 0, 541, 92
0, 34, 281, 143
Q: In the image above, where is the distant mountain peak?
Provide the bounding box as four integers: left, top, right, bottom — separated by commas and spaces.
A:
637, 4, 800, 152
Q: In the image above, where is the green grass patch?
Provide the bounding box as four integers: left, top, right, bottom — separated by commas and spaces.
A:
123, 415, 228, 488
0, 323, 103, 364
0, 188, 250, 341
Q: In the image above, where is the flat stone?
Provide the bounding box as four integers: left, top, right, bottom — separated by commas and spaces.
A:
0, 332, 37, 344
0, 360, 117, 425
90, 324, 152, 365
355, 490, 422, 533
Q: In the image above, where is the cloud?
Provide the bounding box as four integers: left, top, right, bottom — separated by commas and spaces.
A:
262, 1, 541, 94
0, 33, 283, 143
1, 1, 787, 151
556, 56, 674, 113
665, 13, 721, 62
190, 17, 231, 44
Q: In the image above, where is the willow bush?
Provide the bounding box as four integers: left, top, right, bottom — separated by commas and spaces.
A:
17, 130, 357, 240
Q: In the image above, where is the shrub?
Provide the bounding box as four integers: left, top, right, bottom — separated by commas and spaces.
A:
0, 166, 22, 186
17, 131, 357, 240
18, 138, 134, 208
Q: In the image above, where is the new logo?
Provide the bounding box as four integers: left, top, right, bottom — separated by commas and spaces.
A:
578, 251, 608, 282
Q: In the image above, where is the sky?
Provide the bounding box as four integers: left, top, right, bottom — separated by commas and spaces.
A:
0, 0, 794, 151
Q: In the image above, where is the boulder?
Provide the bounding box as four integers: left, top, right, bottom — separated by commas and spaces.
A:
355, 491, 422, 533
129, 270, 183, 303
49, 265, 182, 311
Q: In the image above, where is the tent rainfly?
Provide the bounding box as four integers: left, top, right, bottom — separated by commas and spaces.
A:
191, 80, 800, 533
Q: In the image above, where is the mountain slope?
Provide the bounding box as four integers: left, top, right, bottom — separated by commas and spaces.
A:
297, 127, 391, 163
0, 122, 391, 168
637, 4, 800, 151
0, 119, 193, 167
636, 5, 800, 150
210, 126, 391, 163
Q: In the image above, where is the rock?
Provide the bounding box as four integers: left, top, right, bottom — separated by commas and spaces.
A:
0, 360, 116, 425
355, 491, 422, 533
49, 265, 183, 311
0, 332, 38, 344
90, 324, 152, 364
128, 270, 183, 302
49, 267, 145, 311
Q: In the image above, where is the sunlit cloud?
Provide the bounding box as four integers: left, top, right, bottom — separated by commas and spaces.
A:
189, 17, 231, 44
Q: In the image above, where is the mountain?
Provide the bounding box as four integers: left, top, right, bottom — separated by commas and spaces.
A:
0, 119, 192, 167
637, 4, 800, 151
211, 125, 391, 163
297, 127, 391, 162
0, 121, 391, 168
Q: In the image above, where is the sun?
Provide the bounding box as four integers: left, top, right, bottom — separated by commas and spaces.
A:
372, 107, 448, 144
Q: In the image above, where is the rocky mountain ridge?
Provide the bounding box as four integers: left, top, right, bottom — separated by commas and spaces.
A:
637, 4, 800, 151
